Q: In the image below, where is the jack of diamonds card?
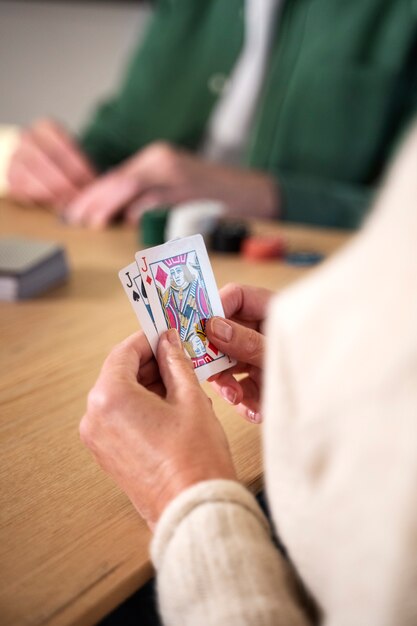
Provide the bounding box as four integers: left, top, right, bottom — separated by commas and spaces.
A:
136, 235, 236, 381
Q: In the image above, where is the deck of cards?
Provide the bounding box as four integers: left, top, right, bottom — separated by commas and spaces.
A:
0, 237, 69, 301
119, 234, 236, 381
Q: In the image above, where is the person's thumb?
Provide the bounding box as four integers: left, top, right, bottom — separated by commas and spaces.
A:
157, 329, 200, 402
206, 317, 264, 368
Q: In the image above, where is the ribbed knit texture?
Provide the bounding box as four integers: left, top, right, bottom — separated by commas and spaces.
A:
152, 480, 309, 625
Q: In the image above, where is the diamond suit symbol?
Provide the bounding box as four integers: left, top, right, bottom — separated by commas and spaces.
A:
155, 265, 168, 288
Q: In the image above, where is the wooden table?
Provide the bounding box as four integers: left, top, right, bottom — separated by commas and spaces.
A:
0, 200, 350, 626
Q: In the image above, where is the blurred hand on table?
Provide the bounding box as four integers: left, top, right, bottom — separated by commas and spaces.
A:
7, 119, 96, 210
7, 119, 279, 227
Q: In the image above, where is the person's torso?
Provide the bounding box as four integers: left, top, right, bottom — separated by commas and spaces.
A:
96, 0, 417, 186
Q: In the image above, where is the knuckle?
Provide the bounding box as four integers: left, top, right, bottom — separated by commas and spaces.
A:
151, 143, 181, 176
165, 350, 200, 388
246, 328, 262, 356
149, 141, 173, 162
87, 386, 117, 416
167, 349, 192, 371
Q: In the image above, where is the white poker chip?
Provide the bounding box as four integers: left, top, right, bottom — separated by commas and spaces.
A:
165, 200, 226, 243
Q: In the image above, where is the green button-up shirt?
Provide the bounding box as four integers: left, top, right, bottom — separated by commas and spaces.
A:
81, 0, 417, 228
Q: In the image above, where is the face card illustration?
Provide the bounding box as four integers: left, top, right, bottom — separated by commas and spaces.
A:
118, 262, 159, 354
136, 234, 236, 381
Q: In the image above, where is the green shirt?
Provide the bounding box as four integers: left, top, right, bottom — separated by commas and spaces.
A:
81, 0, 417, 228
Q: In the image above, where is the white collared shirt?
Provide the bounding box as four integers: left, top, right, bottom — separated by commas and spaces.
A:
201, 0, 282, 164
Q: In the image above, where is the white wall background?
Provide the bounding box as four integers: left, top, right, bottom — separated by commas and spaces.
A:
0, 1, 151, 132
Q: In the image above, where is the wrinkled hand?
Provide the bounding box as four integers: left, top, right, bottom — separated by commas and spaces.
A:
206, 283, 274, 424
79, 329, 236, 530
66, 142, 279, 228
7, 118, 96, 210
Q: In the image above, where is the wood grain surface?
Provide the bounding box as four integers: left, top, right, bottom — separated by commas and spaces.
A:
0, 200, 350, 626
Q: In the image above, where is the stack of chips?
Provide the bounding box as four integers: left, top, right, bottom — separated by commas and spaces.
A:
211, 220, 250, 253
140, 208, 170, 246
165, 200, 225, 243
285, 251, 324, 266
242, 234, 286, 260
140, 209, 323, 267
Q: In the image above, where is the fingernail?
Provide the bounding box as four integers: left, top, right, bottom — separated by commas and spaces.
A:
166, 328, 181, 347
247, 409, 262, 424
222, 387, 237, 405
211, 318, 233, 342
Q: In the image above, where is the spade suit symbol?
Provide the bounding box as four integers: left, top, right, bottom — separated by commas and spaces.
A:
133, 291, 140, 302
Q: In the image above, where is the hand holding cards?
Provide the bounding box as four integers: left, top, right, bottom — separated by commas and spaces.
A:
119, 235, 236, 381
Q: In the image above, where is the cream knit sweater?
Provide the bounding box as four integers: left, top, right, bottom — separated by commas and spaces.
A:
151, 123, 417, 626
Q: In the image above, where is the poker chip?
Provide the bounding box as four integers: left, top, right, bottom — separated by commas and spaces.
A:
140, 208, 170, 246
242, 235, 286, 260
165, 200, 225, 242
285, 251, 324, 266
211, 220, 250, 253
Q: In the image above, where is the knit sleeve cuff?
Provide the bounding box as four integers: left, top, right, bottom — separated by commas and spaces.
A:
151, 480, 271, 570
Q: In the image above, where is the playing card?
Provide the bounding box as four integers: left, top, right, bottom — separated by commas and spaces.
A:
118, 262, 159, 353
135, 234, 236, 381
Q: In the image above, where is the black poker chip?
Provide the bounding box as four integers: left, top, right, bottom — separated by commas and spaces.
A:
285, 251, 324, 267
210, 220, 250, 253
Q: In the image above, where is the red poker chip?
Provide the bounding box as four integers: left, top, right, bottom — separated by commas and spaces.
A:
242, 235, 286, 260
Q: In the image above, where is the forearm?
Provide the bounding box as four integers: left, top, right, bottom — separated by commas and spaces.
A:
78, 6, 160, 172
79, 101, 136, 173
152, 480, 311, 626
